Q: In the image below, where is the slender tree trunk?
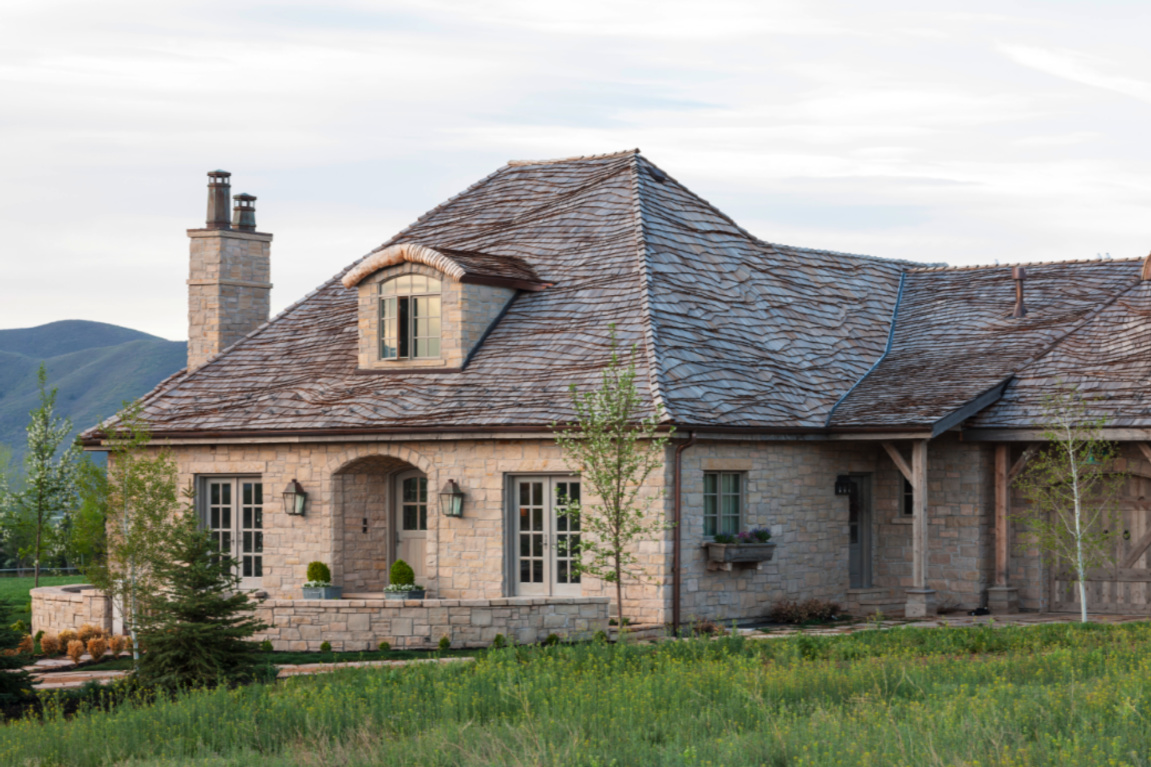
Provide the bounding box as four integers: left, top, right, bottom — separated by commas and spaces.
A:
33, 517, 42, 588
1063, 419, 1089, 623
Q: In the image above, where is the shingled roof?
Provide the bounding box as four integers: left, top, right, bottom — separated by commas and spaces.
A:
88, 150, 918, 438
828, 259, 1145, 432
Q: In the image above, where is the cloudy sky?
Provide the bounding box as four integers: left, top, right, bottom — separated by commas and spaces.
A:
2, 0, 1150, 340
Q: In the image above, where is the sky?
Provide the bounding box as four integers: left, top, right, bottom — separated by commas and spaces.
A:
2, 0, 1151, 341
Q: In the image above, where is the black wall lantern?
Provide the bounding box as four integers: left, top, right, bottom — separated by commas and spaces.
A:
439, 478, 465, 518
834, 475, 854, 496
282, 478, 307, 516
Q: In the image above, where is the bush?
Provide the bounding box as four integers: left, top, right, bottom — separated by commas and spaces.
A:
40, 634, 60, 656
378, 641, 391, 653
87, 636, 108, 660
390, 559, 415, 587
543, 633, 561, 647
769, 599, 842, 625
490, 634, 506, 649
438, 636, 451, 652
306, 562, 331, 585
260, 640, 274, 653
16, 635, 33, 654
59, 628, 78, 646
78, 623, 104, 644
109, 635, 128, 655
320, 641, 332, 653
66, 640, 85, 664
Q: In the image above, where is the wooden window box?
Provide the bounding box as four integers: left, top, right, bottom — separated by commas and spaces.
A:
703, 542, 776, 572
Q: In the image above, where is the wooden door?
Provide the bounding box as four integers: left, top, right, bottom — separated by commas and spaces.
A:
512, 476, 582, 597
845, 475, 872, 589
1052, 473, 1151, 614
394, 471, 428, 584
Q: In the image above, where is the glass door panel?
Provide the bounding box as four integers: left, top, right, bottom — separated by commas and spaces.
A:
513, 477, 582, 597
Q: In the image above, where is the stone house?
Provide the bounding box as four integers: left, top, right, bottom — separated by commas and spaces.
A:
33, 150, 1151, 649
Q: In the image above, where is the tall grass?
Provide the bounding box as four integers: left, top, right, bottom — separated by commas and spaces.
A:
9, 622, 1151, 766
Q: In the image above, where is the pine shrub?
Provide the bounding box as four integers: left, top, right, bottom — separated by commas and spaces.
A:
134, 512, 268, 691
390, 559, 415, 587
320, 641, 332, 653
491, 634, 506, 649
438, 636, 451, 652
66, 640, 85, 664
378, 641, 390, 653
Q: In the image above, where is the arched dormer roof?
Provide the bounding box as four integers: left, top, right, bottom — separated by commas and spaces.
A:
342, 242, 548, 292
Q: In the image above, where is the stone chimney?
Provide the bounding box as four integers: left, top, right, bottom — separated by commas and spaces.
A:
187, 171, 273, 371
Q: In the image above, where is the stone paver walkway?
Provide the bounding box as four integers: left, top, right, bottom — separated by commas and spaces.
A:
28, 655, 475, 691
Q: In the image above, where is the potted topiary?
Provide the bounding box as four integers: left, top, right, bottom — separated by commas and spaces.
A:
384, 559, 425, 600
302, 561, 343, 599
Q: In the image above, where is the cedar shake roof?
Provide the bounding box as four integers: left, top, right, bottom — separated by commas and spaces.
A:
828, 259, 1144, 431
86, 150, 918, 438
83, 151, 1151, 440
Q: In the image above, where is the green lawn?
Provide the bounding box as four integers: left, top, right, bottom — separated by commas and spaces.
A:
11, 621, 1151, 765
0, 575, 85, 630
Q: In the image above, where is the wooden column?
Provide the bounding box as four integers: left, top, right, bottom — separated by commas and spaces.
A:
995, 444, 1009, 587
911, 440, 929, 590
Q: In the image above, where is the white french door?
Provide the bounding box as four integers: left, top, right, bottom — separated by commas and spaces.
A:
202, 477, 264, 590
513, 476, 581, 597
394, 471, 428, 584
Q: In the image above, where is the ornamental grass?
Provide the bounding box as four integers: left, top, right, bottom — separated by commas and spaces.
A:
9, 622, 1151, 766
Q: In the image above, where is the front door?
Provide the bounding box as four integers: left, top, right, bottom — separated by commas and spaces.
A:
394, 471, 428, 584
845, 475, 872, 589
512, 476, 582, 597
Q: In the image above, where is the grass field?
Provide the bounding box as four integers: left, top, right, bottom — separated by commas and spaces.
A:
8, 621, 1151, 766
0, 575, 85, 629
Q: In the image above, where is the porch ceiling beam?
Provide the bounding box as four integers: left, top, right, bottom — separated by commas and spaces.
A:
881, 442, 914, 484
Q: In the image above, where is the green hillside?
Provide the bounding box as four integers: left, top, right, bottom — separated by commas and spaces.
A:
0, 321, 186, 475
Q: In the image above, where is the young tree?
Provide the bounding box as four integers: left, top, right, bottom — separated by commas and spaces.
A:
553, 328, 673, 626
84, 403, 182, 660
1013, 383, 1126, 622
135, 510, 268, 691
2, 365, 81, 586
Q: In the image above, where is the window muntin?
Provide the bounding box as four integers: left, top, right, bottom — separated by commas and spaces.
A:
379, 274, 441, 359
703, 472, 742, 536
203, 477, 263, 581
401, 475, 428, 531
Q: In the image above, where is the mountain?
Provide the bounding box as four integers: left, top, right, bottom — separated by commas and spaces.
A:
0, 321, 186, 475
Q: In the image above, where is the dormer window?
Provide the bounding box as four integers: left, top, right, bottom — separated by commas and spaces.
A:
379, 274, 441, 359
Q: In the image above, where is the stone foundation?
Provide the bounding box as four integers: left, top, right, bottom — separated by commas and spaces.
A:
31, 585, 610, 652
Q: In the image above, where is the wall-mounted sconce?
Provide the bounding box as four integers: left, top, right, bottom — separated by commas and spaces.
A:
282, 478, 307, 516
834, 475, 854, 496
439, 478, 465, 518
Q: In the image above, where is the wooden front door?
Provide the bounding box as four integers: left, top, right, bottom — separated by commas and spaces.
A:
394, 471, 428, 584
845, 475, 872, 589
512, 476, 582, 597
1053, 473, 1151, 614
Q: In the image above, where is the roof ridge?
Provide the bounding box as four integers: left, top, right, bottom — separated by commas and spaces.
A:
633, 155, 761, 245
628, 154, 674, 424
506, 149, 640, 167
767, 241, 937, 268
910, 256, 1141, 273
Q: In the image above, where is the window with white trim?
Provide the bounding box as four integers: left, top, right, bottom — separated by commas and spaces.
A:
379, 274, 441, 359
201, 477, 264, 585
704, 472, 742, 536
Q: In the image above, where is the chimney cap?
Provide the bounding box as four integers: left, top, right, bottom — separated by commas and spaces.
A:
207, 169, 232, 179
1012, 266, 1027, 280
233, 192, 256, 202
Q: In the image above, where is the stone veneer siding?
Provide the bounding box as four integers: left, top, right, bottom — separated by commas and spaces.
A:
187, 229, 272, 371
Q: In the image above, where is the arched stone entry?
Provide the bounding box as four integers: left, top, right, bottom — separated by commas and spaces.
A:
332, 455, 424, 593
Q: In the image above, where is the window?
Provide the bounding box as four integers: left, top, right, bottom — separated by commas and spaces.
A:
401, 475, 428, 531
379, 274, 441, 359
202, 477, 263, 582
704, 472, 742, 536
902, 478, 914, 516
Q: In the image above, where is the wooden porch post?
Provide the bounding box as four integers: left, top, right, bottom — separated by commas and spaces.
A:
988, 445, 1028, 614
905, 440, 936, 616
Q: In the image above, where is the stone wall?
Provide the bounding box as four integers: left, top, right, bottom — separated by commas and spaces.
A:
260, 596, 611, 651
31, 585, 113, 636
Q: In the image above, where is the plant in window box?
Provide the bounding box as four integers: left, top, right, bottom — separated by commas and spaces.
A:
704, 527, 776, 571
302, 561, 343, 600
384, 559, 425, 600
